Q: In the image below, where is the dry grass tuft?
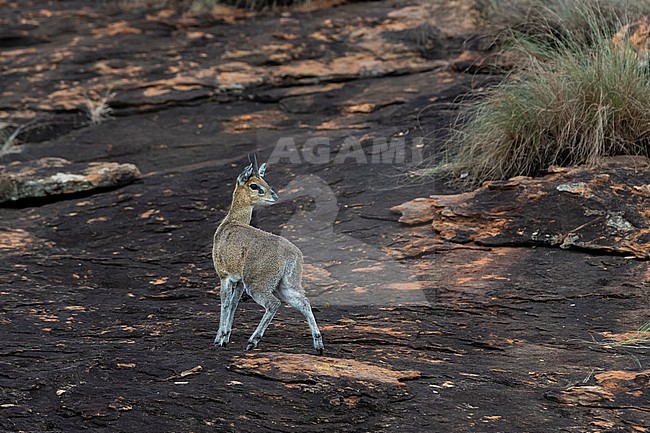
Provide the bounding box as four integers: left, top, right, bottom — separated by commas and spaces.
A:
83, 90, 116, 126
0, 123, 23, 156
475, 0, 650, 43
600, 320, 650, 349
443, 1, 650, 187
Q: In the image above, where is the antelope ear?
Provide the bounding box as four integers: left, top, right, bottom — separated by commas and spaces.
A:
237, 164, 253, 185
258, 163, 267, 177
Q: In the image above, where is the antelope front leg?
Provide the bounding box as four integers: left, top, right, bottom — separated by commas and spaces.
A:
222, 281, 245, 342
214, 278, 234, 347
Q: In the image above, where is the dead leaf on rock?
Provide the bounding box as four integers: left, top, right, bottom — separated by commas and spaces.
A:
345, 103, 376, 113
87, 217, 108, 224
92, 21, 142, 38
149, 277, 168, 285
594, 370, 650, 389
165, 365, 203, 381
139, 209, 159, 219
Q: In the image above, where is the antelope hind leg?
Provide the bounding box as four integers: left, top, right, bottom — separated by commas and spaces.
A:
246, 290, 281, 351
214, 278, 235, 347
278, 285, 324, 355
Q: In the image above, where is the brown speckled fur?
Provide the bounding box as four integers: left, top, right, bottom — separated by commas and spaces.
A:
211, 162, 324, 354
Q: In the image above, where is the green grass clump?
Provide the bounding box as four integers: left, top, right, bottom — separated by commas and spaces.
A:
446, 2, 650, 187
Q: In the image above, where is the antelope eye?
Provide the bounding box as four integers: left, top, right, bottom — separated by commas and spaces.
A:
250, 183, 265, 194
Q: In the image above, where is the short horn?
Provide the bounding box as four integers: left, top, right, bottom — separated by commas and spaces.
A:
249, 153, 259, 173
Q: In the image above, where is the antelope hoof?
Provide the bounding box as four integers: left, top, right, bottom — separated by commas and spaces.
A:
246, 334, 262, 351
314, 334, 324, 355
214, 332, 230, 347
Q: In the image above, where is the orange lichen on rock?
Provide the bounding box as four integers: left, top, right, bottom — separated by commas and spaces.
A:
92, 21, 142, 38
594, 370, 650, 389
0, 229, 32, 251
549, 370, 650, 411
222, 110, 288, 133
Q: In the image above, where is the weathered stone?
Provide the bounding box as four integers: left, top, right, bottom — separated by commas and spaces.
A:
547, 370, 650, 409
0, 158, 141, 204
1, 2, 460, 121
230, 352, 420, 386
393, 157, 650, 258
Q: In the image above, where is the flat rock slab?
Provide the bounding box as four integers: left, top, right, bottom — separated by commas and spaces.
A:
0, 157, 141, 204
392, 157, 650, 258
0, 2, 464, 123
230, 352, 420, 386
2, 2, 649, 432
547, 369, 650, 428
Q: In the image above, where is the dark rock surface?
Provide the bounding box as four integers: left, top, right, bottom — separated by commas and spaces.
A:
1, 1, 649, 432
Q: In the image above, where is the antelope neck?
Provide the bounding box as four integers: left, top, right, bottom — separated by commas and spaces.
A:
223, 186, 253, 225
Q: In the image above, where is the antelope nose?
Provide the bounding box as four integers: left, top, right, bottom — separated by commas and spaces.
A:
271, 190, 279, 201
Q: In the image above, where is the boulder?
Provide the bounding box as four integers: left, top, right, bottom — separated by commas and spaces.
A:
0, 157, 141, 204
547, 370, 650, 411
392, 157, 650, 258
